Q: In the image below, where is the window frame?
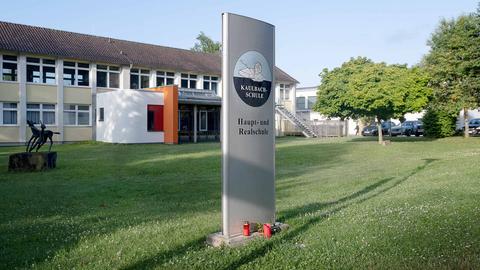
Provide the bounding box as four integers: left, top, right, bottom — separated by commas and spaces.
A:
279, 84, 291, 101
63, 104, 91, 126
63, 61, 90, 87
296, 96, 306, 110
0, 54, 18, 82
0, 102, 18, 126
156, 71, 175, 87
96, 65, 120, 89
181, 73, 197, 89
199, 110, 208, 131
130, 68, 150, 89
26, 57, 56, 85
98, 107, 104, 122
203, 75, 219, 93
307, 96, 317, 109
26, 103, 56, 126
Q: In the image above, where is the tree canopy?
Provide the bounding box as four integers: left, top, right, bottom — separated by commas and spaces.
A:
314, 57, 431, 143
422, 10, 480, 109
421, 8, 480, 137
190, 32, 221, 54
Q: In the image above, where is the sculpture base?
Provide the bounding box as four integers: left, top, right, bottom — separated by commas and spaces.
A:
8, 152, 57, 172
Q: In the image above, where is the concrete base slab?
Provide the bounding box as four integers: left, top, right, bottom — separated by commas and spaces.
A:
206, 223, 289, 247
206, 232, 262, 247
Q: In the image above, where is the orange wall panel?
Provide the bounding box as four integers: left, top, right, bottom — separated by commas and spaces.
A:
147, 85, 178, 144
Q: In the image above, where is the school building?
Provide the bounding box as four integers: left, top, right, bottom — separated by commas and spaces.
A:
0, 21, 299, 144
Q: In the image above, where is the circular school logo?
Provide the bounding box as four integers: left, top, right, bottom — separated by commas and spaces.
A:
233, 51, 272, 107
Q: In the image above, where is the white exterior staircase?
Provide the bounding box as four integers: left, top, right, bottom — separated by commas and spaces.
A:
275, 104, 317, 138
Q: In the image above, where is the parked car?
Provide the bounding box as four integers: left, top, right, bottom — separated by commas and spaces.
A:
473, 125, 480, 136
381, 121, 396, 136
361, 125, 378, 136
361, 121, 396, 136
391, 120, 423, 136
466, 118, 480, 135
413, 120, 424, 136
390, 123, 403, 136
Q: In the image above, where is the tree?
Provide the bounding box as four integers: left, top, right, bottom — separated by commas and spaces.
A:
315, 57, 431, 144
191, 32, 221, 53
422, 105, 457, 138
422, 9, 480, 137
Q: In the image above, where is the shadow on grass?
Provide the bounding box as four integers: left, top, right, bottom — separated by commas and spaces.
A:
120, 236, 207, 270
277, 176, 394, 222
117, 143, 352, 270
119, 158, 438, 270
222, 158, 438, 269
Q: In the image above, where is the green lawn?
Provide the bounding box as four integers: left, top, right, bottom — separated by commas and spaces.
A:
0, 137, 479, 269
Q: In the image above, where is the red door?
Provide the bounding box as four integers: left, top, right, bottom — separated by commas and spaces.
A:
147, 105, 164, 131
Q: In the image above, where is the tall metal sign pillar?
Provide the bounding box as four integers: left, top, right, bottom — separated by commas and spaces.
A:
221, 13, 276, 239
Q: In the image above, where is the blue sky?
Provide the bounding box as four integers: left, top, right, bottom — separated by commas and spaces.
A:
1, 1, 478, 86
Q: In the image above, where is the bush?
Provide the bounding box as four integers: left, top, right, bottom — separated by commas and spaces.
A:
422, 108, 457, 138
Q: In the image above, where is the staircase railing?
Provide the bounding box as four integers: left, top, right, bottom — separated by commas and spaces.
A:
275, 104, 317, 138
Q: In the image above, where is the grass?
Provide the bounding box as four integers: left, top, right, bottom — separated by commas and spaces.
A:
0, 136, 479, 269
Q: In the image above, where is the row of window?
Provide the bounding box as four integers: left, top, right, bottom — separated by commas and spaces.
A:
0, 102, 90, 126
296, 96, 317, 110
0, 54, 220, 92
178, 109, 217, 132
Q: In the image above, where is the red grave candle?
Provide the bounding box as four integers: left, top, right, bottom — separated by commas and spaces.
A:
243, 222, 250, 236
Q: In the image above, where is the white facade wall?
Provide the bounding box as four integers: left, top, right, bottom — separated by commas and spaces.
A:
96, 89, 164, 143
274, 81, 297, 135
296, 86, 357, 135
296, 87, 325, 121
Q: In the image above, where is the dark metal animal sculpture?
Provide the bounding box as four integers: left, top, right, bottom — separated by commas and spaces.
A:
26, 120, 60, 152
26, 120, 41, 152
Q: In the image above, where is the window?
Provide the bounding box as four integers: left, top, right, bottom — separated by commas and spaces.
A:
181, 73, 197, 89
296, 97, 306, 110
147, 105, 164, 132
27, 103, 56, 125
1, 54, 18, 82
97, 65, 120, 88
63, 61, 89, 86
1, 102, 18, 125
307, 96, 316, 109
64, 104, 90, 126
131, 68, 150, 89
156, 71, 175, 86
199, 110, 207, 131
203, 76, 219, 93
27, 57, 56, 84
207, 109, 220, 132
279, 84, 291, 100
98, 108, 104, 122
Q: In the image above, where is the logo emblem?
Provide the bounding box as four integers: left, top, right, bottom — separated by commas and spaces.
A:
233, 51, 272, 107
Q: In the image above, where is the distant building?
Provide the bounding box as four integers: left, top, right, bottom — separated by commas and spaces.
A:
296, 86, 357, 136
